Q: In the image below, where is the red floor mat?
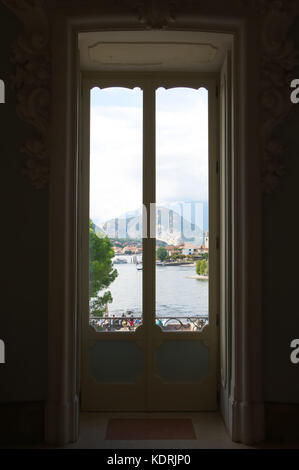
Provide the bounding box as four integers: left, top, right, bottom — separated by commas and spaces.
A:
106, 418, 196, 440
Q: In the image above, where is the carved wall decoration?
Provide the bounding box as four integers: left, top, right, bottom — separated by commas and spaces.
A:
259, 0, 299, 192
2, 0, 50, 189
135, 0, 177, 29
2, 0, 299, 191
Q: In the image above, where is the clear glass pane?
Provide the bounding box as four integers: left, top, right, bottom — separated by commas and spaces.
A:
156, 87, 209, 332
89, 87, 143, 332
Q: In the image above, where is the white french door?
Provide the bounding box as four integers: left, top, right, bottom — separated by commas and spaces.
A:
80, 73, 219, 411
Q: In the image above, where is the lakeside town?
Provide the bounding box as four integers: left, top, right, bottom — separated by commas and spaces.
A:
111, 230, 209, 262
89, 220, 209, 329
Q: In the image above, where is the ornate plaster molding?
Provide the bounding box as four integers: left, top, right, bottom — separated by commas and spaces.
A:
3, 0, 50, 189
135, 0, 177, 29
3, 0, 299, 192
259, 0, 299, 193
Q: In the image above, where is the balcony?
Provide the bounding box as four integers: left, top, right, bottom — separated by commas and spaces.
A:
90, 315, 208, 332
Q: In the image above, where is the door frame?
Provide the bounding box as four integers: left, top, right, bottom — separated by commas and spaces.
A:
80, 73, 219, 412
47, 10, 263, 445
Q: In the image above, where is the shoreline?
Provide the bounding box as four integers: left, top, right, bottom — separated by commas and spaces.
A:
185, 274, 209, 280
157, 262, 195, 267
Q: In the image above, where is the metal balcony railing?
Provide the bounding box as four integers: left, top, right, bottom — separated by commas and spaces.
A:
89, 315, 208, 332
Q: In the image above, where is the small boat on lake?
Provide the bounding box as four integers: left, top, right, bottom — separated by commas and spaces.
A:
113, 257, 128, 264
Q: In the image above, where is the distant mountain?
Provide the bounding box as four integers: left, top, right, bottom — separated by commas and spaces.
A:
92, 222, 105, 238
96, 203, 207, 245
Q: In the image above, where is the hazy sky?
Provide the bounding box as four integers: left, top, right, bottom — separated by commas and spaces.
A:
90, 86, 209, 223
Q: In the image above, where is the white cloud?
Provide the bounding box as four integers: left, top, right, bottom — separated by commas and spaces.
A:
90, 105, 143, 221
90, 88, 209, 223
156, 107, 208, 204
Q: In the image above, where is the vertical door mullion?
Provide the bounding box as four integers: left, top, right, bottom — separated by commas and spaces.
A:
143, 80, 156, 410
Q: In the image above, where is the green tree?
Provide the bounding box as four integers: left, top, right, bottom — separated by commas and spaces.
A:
89, 292, 113, 317
89, 221, 118, 316
196, 259, 209, 276
196, 259, 201, 275
156, 246, 168, 262
201, 259, 208, 275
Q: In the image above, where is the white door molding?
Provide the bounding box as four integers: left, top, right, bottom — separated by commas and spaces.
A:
2, 0, 298, 448
43, 7, 264, 446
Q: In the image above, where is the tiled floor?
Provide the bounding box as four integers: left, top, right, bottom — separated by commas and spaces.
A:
3, 411, 299, 449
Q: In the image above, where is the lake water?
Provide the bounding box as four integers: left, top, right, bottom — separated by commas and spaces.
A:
104, 256, 208, 318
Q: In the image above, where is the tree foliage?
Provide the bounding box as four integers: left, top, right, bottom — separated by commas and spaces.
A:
89, 221, 118, 316
156, 246, 168, 262
90, 292, 113, 317
196, 258, 209, 276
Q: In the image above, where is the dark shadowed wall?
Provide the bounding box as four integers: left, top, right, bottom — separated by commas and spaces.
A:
0, 4, 48, 407
262, 17, 299, 406
0, 2, 298, 444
